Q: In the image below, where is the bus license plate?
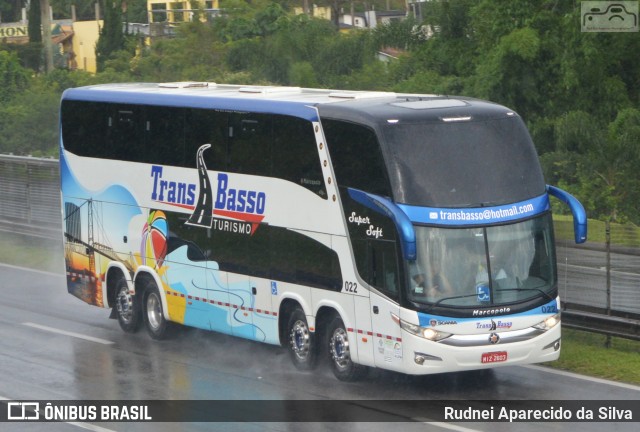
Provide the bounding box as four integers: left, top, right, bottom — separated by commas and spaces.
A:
481, 351, 508, 364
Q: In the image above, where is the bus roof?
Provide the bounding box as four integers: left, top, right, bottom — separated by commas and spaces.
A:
61, 82, 510, 123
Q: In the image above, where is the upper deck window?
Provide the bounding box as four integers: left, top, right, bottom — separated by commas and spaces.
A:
382, 115, 545, 208
61, 100, 326, 198
322, 119, 392, 197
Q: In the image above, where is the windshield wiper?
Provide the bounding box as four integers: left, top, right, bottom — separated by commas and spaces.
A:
419, 293, 481, 312
494, 287, 554, 302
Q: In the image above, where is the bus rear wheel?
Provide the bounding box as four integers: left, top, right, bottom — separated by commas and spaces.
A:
287, 308, 318, 370
114, 278, 141, 333
142, 281, 173, 340
327, 315, 367, 381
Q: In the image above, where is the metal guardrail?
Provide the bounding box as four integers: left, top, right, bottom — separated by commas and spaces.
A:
0, 154, 60, 231
1, 154, 639, 340
562, 308, 640, 341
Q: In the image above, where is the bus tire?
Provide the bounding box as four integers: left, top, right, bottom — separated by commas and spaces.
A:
287, 307, 318, 370
142, 281, 173, 340
114, 277, 141, 333
327, 315, 368, 381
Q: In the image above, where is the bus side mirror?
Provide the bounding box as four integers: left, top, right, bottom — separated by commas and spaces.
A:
347, 188, 416, 260
547, 185, 587, 244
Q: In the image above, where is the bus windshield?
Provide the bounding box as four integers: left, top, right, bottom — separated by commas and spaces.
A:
407, 213, 556, 308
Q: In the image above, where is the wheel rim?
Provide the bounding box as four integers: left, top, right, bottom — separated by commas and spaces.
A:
116, 285, 133, 324
146, 292, 162, 331
329, 327, 351, 371
290, 319, 311, 360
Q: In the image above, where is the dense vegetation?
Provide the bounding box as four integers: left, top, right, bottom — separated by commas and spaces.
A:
1, 0, 639, 225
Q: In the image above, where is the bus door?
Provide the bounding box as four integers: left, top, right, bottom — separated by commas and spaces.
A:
341, 188, 406, 370
348, 224, 403, 368
366, 240, 404, 371
248, 276, 278, 344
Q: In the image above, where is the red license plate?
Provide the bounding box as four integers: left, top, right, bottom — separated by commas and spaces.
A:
481, 351, 508, 364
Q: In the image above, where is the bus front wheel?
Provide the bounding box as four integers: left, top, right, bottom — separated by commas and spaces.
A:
114, 278, 141, 333
327, 315, 367, 381
142, 281, 172, 340
287, 308, 318, 370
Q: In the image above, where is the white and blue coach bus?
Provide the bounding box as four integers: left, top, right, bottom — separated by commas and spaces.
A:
60, 83, 586, 381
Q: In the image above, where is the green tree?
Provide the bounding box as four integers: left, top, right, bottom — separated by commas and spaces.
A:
254, 2, 287, 36
95, 0, 126, 72
225, 13, 337, 84
0, 84, 59, 156
471, 27, 542, 118
28, 0, 42, 43
0, 1, 26, 23
568, 109, 640, 223
133, 20, 227, 81
0, 51, 29, 103
289, 61, 319, 87
314, 31, 375, 87
50, 0, 93, 20
372, 15, 423, 51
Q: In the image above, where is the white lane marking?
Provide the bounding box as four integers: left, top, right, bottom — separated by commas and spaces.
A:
67, 422, 119, 432
22, 322, 114, 345
0, 262, 64, 278
522, 364, 640, 392
413, 418, 482, 432
0, 396, 117, 432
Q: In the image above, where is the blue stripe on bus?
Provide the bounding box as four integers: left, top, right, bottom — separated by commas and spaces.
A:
398, 194, 550, 227
61, 88, 320, 121
417, 298, 559, 327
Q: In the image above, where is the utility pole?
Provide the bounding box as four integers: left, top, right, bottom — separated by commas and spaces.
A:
40, 0, 53, 73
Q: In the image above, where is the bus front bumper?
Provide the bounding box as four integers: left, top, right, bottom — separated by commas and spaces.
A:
396, 324, 561, 375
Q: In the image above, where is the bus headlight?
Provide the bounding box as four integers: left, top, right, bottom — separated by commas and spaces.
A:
391, 313, 451, 341
533, 313, 561, 330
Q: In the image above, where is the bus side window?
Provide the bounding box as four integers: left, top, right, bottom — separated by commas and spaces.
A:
353, 238, 400, 301
145, 106, 185, 167
371, 240, 400, 299
322, 119, 392, 198
185, 109, 227, 171
269, 227, 342, 291
61, 101, 109, 159
272, 116, 327, 198
108, 105, 145, 163
227, 113, 272, 177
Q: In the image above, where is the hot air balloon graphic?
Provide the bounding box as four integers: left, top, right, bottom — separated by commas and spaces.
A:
141, 210, 168, 269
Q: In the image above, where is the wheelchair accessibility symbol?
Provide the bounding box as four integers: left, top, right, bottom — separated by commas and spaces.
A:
476, 284, 490, 302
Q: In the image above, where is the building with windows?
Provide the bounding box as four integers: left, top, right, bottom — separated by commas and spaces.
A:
293, 5, 406, 30
147, 0, 220, 24
0, 3, 103, 73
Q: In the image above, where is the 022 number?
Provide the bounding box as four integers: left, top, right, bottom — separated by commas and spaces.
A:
344, 281, 358, 294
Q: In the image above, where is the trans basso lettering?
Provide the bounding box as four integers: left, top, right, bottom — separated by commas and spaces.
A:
151, 165, 267, 228
215, 173, 266, 214
150, 165, 196, 206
